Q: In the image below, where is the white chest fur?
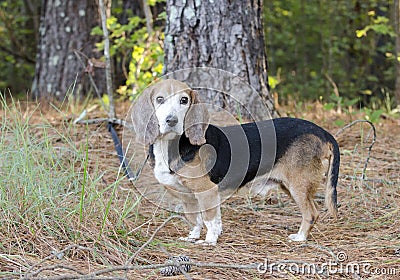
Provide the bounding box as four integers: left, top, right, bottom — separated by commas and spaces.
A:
153, 140, 189, 192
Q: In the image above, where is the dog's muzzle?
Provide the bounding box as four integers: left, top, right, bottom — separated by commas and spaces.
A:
166, 115, 178, 127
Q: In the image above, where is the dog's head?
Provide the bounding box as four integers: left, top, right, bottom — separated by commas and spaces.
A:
131, 79, 209, 146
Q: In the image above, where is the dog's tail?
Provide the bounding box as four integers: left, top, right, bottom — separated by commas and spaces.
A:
325, 137, 340, 218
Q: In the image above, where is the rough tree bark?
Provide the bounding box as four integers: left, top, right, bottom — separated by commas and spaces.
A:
163, 0, 276, 118
32, 0, 106, 99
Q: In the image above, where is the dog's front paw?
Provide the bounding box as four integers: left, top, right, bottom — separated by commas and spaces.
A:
288, 233, 307, 242
195, 239, 217, 246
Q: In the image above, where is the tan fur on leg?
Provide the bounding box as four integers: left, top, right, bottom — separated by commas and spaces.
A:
194, 186, 222, 245
173, 149, 223, 245
269, 134, 330, 241
165, 188, 203, 242
287, 186, 319, 241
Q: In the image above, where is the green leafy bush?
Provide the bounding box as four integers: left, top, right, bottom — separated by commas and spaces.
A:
92, 13, 164, 99
0, 1, 37, 94
265, 0, 396, 104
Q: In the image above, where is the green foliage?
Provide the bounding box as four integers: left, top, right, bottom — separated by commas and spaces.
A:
321, 90, 399, 124
127, 34, 164, 97
356, 12, 396, 38
0, 1, 38, 94
265, 0, 396, 105
92, 12, 164, 99
363, 107, 384, 123
323, 94, 359, 113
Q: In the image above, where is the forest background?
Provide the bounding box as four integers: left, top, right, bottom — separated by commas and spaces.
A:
0, 0, 399, 116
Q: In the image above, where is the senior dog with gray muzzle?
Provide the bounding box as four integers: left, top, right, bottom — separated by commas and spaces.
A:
131, 79, 340, 245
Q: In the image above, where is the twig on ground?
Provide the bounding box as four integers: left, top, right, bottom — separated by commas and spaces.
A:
340, 174, 397, 185
125, 215, 190, 266
0, 253, 29, 272
26, 276, 125, 280
335, 120, 376, 181
20, 243, 344, 279
74, 117, 132, 130
22, 261, 260, 280
23, 244, 92, 279
295, 243, 337, 261
158, 245, 192, 279
23, 258, 343, 280
26, 264, 85, 278
87, 261, 260, 279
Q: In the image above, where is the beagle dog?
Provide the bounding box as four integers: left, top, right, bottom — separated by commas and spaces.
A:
131, 79, 340, 245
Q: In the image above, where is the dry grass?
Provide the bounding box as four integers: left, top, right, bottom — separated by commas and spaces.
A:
0, 99, 399, 279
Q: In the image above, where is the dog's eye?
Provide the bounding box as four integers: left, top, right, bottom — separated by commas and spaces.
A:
156, 96, 164, 104
180, 96, 189, 105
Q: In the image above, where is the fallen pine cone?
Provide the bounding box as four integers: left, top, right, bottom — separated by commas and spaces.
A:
160, 255, 191, 276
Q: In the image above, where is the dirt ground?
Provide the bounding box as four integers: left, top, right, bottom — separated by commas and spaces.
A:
1, 100, 399, 279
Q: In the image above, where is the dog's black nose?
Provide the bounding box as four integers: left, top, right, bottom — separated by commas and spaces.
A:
166, 115, 178, 127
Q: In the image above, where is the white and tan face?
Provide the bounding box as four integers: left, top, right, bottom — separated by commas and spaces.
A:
131, 79, 209, 145
152, 90, 191, 139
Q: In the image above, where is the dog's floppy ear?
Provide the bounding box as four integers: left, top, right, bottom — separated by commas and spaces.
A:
131, 85, 159, 145
185, 90, 209, 146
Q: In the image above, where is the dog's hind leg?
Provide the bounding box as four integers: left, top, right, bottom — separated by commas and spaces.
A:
275, 134, 328, 241
287, 184, 319, 242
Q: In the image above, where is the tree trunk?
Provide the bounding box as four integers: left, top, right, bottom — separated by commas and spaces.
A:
163, 0, 277, 119
32, 0, 106, 100
121, 0, 144, 24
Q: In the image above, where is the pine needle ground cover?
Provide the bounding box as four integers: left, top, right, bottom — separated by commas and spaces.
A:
0, 99, 399, 279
